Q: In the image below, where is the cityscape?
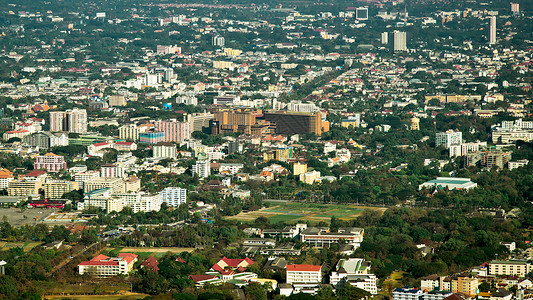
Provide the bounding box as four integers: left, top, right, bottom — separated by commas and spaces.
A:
0, 0, 532, 299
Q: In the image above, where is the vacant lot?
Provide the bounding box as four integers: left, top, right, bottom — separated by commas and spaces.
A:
0, 241, 42, 252
226, 202, 384, 224
0, 207, 59, 227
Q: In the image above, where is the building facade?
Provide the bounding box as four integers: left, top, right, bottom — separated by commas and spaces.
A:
34, 153, 67, 172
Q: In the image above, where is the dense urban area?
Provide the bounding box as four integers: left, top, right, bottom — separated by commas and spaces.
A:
0, 0, 532, 299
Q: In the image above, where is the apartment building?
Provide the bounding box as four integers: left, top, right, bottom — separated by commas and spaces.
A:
286, 264, 322, 284
154, 119, 190, 143
490, 260, 533, 277
0, 168, 14, 189
49, 108, 87, 133
33, 153, 67, 172
192, 160, 210, 178
43, 180, 79, 199
100, 164, 125, 178
159, 187, 187, 207
153, 142, 177, 159
78, 253, 138, 278
84, 177, 124, 194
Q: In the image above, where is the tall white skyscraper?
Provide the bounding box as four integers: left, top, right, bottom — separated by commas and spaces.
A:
489, 16, 496, 45
393, 31, 407, 51
381, 32, 388, 45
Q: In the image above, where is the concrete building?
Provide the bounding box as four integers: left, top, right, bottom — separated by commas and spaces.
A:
286, 264, 322, 284
264, 111, 329, 136
508, 159, 529, 170
108, 95, 126, 107
50, 108, 87, 133
213, 35, 225, 47
341, 115, 361, 128
355, 7, 369, 20
392, 288, 424, 300
300, 170, 321, 184
418, 177, 477, 190
393, 31, 407, 51
410, 117, 420, 130
23, 132, 68, 149
139, 132, 165, 144
300, 227, 364, 247
0, 169, 14, 189
292, 162, 308, 176
84, 177, 124, 194
381, 32, 389, 44
330, 258, 377, 294
192, 160, 211, 179
8, 180, 41, 197
153, 142, 177, 159
159, 187, 187, 206
34, 153, 67, 172
435, 130, 462, 149
119, 124, 141, 141
465, 150, 511, 169
489, 16, 496, 45
489, 260, 533, 277
123, 176, 141, 193
154, 120, 190, 143
100, 164, 125, 178
43, 180, 79, 199
78, 253, 137, 278
187, 112, 214, 132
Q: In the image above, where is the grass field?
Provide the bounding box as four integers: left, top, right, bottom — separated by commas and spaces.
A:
103, 247, 194, 258
0, 241, 42, 252
226, 202, 382, 224
43, 282, 148, 299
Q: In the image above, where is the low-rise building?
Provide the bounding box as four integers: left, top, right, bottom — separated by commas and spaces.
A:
286, 264, 322, 284
78, 253, 138, 278
330, 258, 377, 294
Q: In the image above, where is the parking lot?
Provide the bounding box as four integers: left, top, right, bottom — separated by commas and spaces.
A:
0, 208, 59, 227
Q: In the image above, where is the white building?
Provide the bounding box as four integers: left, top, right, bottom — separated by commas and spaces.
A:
393, 31, 407, 51
192, 160, 211, 178
286, 264, 322, 284
100, 164, 125, 178
219, 163, 244, 175
393, 288, 424, 300
159, 187, 187, 206
330, 258, 377, 294
448, 141, 487, 157
78, 253, 137, 278
418, 177, 477, 190
489, 16, 496, 45
435, 130, 462, 149
153, 142, 177, 159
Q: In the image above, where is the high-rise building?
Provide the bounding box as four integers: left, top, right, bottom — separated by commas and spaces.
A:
435, 130, 462, 149
100, 163, 125, 178
355, 7, 369, 21
119, 124, 141, 141
212, 35, 225, 47
153, 142, 177, 159
159, 187, 187, 206
511, 2, 520, 15
489, 16, 497, 45
393, 31, 407, 51
154, 119, 190, 143
49, 108, 87, 133
108, 95, 126, 107
192, 160, 211, 179
187, 112, 214, 132
381, 32, 388, 44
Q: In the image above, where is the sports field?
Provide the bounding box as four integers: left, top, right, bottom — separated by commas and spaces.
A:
226, 202, 381, 224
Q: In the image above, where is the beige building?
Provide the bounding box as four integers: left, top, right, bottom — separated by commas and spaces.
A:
123, 176, 141, 193
119, 124, 141, 141
410, 117, 420, 130
8, 180, 42, 197
84, 177, 124, 194
451, 276, 478, 296
300, 170, 321, 185
108, 95, 126, 107
490, 260, 533, 277
293, 162, 308, 176
43, 180, 79, 199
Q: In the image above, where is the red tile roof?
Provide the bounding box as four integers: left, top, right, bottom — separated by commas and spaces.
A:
24, 170, 46, 177
286, 264, 321, 272
141, 256, 159, 272
117, 253, 138, 264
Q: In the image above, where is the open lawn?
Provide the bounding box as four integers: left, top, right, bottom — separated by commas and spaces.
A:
43, 282, 148, 299
226, 202, 385, 224
0, 241, 42, 252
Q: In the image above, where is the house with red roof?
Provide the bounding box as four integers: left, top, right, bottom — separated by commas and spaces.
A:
78, 253, 138, 278
211, 256, 254, 274
141, 256, 160, 273
189, 274, 221, 287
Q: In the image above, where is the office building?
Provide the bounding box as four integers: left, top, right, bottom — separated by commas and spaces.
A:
300, 227, 364, 247
355, 7, 369, 20
435, 130, 462, 149
78, 253, 138, 278
159, 187, 187, 206
393, 31, 407, 51
153, 142, 177, 159
154, 120, 190, 143
192, 160, 211, 178
489, 16, 496, 45
49, 108, 87, 133
465, 150, 511, 169
34, 153, 67, 172
84, 177, 124, 194
187, 112, 214, 132
286, 264, 322, 284
264, 111, 329, 136
43, 180, 79, 199
511, 3, 519, 14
